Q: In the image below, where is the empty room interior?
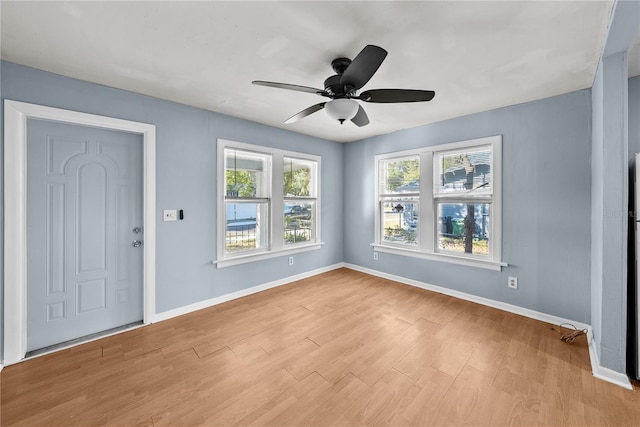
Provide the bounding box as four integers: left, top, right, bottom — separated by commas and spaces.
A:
2, 1, 640, 425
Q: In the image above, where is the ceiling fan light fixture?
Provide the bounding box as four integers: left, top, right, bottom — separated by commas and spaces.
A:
253, 45, 435, 128
325, 99, 359, 124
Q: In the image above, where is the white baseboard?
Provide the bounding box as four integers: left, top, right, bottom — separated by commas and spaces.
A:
0, 363, 3, 373
344, 263, 632, 390
587, 336, 633, 389
154, 263, 345, 322
344, 263, 591, 330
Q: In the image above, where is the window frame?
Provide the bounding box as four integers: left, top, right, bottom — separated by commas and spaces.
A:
223, 148, 272, 255
373, 135, 503, 271
216, 139, 321, 268
378, 154, 421, 249
283, 156, 318, 247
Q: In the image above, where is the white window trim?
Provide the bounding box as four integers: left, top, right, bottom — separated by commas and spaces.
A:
215, 139, 321, 268
374, 135, 503, 270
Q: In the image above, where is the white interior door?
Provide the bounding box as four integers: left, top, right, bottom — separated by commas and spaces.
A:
26, 118, 144, 352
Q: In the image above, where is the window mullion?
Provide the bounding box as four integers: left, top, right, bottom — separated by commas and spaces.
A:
271, 153, 284, 252
217, 141, 227, 260
420, 151, 434, 253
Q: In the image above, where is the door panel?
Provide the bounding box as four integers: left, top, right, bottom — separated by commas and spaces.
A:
27, 118, 143, 352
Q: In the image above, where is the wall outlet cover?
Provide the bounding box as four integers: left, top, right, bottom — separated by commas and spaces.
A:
163, 209, 177, 221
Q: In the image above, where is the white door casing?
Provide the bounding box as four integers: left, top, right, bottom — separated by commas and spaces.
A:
4, 100, 156, 365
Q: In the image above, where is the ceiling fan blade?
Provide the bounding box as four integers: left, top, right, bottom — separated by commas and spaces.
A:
351, 105, 369, 127
252, 81, 328, 96
358, 89, 435, 103
340, 45, 388, 90
284, 103, 326, 124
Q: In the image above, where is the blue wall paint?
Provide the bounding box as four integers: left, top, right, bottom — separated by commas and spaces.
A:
600, 52, 629, 372
630, 76, 640, 163
591, 61, 605, 364
590, 0, 639, 374
344, 90, 593, 324
0, 62, 344, 362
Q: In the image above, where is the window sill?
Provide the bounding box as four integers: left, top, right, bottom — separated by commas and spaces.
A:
214, 242, 324, 268
370, 244, 507, 271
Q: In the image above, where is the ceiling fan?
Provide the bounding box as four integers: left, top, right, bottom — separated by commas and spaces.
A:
252, 45, 435, 127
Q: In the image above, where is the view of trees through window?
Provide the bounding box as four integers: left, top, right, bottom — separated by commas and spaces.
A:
284, 158, 315, 245
437, 203, 490, 255
225, 170, 256, 197
218, 141, 322, 265
381, 157, 419, 245
377, 142, 496, 260
284, 163, 311, 197
384, 158, 419, 193
224, 149, 269, 253
436, 147, 491, 256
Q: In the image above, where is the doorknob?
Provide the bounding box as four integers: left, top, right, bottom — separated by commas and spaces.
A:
132, 227, 142, 234
132, 240, 143, 248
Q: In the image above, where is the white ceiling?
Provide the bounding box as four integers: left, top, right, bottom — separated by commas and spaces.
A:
0, 1, 624, 143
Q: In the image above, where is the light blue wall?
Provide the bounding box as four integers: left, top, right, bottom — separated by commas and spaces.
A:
630, 76, 640, 162
0, 61, 344, 361
591, 61, 604, 364
590, 0, 639, 374
343, 90, 593, 323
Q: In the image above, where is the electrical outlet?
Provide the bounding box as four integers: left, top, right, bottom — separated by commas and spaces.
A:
163, 209, 177, 221
288, 256, 294, 266
373, 252, 379, 260
508, 276, 518, 289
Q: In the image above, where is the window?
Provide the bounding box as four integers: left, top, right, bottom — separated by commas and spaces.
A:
224, 149, 270, 253
284, 157, 317, 245
217, 139, 321, 268
374, 136, 502, 270
378, 156, 420, 247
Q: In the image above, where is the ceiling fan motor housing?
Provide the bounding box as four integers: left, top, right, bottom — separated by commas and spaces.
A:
325, 57, 356, 97
324, 74, 345, 97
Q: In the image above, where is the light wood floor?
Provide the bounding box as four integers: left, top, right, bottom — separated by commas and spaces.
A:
3, 268, 640, 426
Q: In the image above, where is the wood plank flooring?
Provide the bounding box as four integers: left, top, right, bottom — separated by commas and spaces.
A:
3, 267, 640, 426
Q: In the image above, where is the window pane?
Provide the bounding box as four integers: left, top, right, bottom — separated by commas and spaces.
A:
284, 202, 314, 244
380, 156, 420, 195
225, 202, 269, 253
437, 203, 490, 255
382, 201, 418, 246
225, 149, 269, 198
435, 146, 491, 194
284, 157, 316, 197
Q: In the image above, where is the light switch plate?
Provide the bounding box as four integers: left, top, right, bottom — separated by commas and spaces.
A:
163, 209, 177, 221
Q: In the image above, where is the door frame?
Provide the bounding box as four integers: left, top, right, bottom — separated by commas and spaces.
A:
4, 100, 157, 365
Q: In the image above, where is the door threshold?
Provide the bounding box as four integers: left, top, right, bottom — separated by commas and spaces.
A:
24, 321, 145, 360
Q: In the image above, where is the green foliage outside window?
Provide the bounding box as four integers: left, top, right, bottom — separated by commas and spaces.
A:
385, 159, 419, 192
226, 170, 256, 197
284, 167, 311, 197
441, 154, 464, 171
